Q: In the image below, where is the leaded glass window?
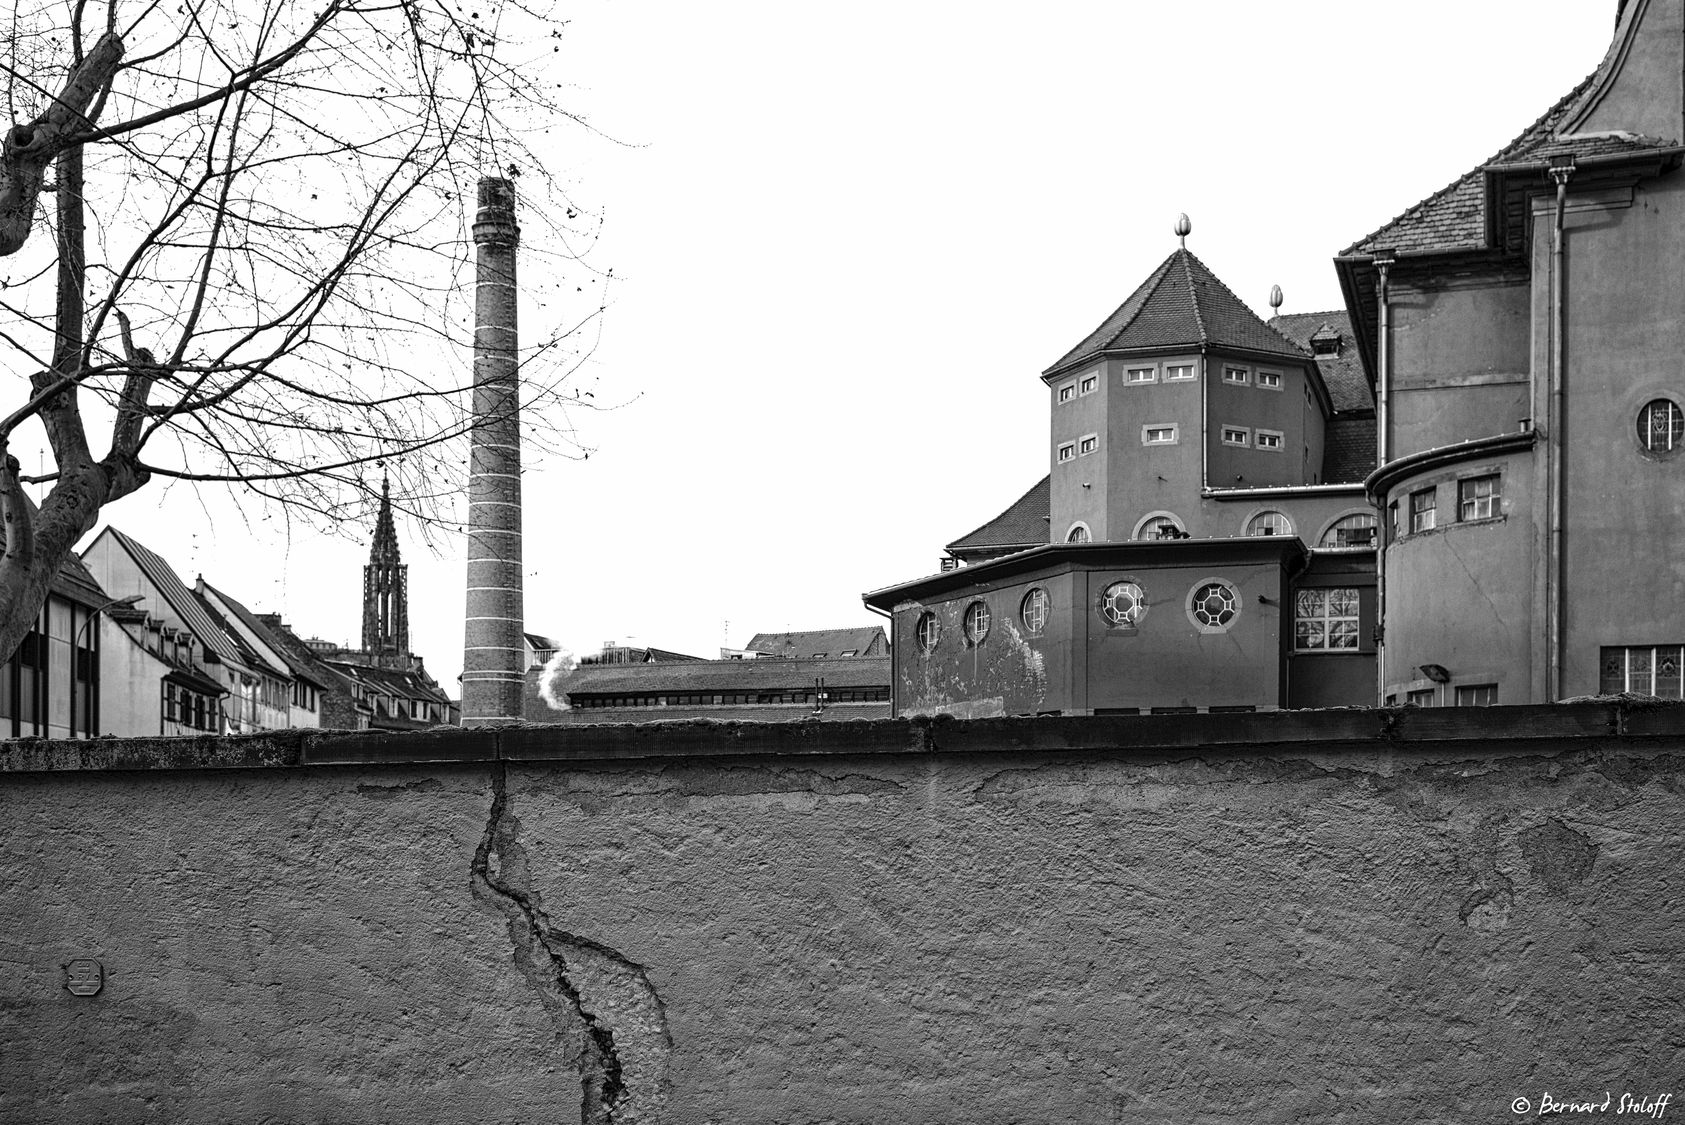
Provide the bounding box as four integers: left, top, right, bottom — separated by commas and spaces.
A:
1100, 581, 1145, 628
1190, 582, 1239, 629
1600, 645, 1685, 698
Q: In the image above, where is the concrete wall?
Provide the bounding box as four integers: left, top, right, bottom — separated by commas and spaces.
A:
12, 705, 1680, 1123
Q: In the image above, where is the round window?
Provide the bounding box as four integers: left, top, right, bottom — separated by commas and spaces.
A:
914, 611, 940, 654
1021, 588, 1049, 635
1100, 581, 1145, 628
963, 601, 991, 646
1638, 398, 1684, 454
1189, 581, 1239, 631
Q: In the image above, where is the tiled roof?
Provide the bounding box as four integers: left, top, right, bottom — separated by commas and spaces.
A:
1268, 311, 1371, 412
744, 627, 886, 659
549, 655, 891, 699
106, 529, 250, 669
200, 582, 318, 684
257, 614, 359, 695
1337, 76, 1665, 256
326, 658, 452, 705
947, 477, 1051, 553
50, 553, 107, 607
1322, 415, 1378, 485
1045, 249, 1307, 376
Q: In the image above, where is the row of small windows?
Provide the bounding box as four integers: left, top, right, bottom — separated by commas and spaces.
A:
915, 578, 1244, 652
1062, 510, 1377, 547
920, 582, 1367, 654
1392, 474, 1500, 537
1397, 684, 1500, 707
572, 688, 890, 708
1219, 425, 1284, 450
1055, 363, 1287, 401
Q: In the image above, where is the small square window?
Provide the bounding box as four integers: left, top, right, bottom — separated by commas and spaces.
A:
1255, 429, 1283, 450
1126, 366, 1157, 384
1143, 424, 1178, 445
1057, 442, 1075, 463
1459, 475, 1500, 520
1410, 487, 1436, 533
1058, 383, 1075, 403
1163, 364, 1195, 381
1223, 366, 1249, 385
1221, 426, 1250, 447
1078, 434, 1098, 455
1079, 374, 1098, 395
1406, 688, 1436, 707
1256, 370, 1282, 389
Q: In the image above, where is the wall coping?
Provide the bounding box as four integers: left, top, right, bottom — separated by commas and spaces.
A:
3, 698, 1684, 773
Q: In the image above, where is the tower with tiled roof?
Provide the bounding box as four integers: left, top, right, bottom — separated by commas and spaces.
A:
361, 473, 409, 668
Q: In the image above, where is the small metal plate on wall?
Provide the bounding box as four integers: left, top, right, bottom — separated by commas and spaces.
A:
65, 959, 103, 997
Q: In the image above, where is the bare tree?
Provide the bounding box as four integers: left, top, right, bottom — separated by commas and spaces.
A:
0, 0, 601, 661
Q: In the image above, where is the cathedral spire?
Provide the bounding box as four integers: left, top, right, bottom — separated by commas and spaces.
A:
362, 471, 410, 665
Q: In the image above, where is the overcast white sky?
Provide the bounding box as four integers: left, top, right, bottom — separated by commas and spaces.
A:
77, 0, 1617, 690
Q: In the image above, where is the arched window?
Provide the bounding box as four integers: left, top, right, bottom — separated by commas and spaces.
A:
1319, 512, 1377, 549
1246, 511, 1293, 537
1134, 513, 1186, 540
1066, 523, 1091, 543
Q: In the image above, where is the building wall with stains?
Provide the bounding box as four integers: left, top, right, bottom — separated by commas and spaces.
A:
4, 706, 1685, 1124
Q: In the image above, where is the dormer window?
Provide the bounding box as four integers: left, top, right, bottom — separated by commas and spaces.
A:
1310, 329, 1342, 357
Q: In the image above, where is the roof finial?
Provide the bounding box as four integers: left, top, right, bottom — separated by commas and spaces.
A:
1269, 284, 1284, 314
1174, 213, 1192, 249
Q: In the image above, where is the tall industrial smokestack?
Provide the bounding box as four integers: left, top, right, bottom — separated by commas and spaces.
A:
461, 176, 524, 724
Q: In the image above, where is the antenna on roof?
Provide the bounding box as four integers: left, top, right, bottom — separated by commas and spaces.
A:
1269, 284, 1284, 315
1174, 213, 1191, 249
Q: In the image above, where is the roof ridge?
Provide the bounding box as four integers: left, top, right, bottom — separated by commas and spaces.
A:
1111, 251, 1181, 348
1340, 71, 1599, 256
1184, 249, 1307, 356
1271, 308, 1349, 320
1179, 250, 1208, 344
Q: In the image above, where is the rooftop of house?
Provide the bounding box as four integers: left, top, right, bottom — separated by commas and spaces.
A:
547, 655, 893, 701
743, 627, 886, 660
100, 529, 265, 673
946, 477, 1051, 555
201, 582, 329, 689
1266, 310, 1371, 414
1044, 248, 1308, 378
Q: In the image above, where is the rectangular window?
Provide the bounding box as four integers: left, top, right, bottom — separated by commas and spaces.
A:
1407, 688, 1437, 707
1079, 374, 1098, 395
1459, 475, 1500, 521
1078, 434, 1098, 455
1455, 684, 1499, 707
1058, 383, 1075, 403
1255, 429, 1284, 450
1600, 645, 1685, 698
1294, 587, 1360, 651
1410, 487, 1436, 533
1142, 424, 1178, 445
1163, 364, 1195, 381
1221, 426, 1250, 447
1223, 366, 1249, 385
1125, 366, 1157, 384
1256, 370, 1283, 389
1057, 442, 1075, 463
1389, 501, 1400, 539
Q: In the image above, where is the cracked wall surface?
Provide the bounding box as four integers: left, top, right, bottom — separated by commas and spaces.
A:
4, 714, 1685, 1122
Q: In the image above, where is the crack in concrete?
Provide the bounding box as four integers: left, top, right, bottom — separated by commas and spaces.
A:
472, 763, 669, 1124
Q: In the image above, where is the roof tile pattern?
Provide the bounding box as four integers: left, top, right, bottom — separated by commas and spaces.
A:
1321, 416, 1379, 485
108, 529, 250, 669
1268, 311, 1372, 413
1334, 75, 1685, 257
551, 655, 891, 698
744, 627, 886, 659
1046, 249, 1307, 376
947, 477, 1051, 552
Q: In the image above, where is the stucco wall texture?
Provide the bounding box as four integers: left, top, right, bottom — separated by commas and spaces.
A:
4, 705, 1684, 1124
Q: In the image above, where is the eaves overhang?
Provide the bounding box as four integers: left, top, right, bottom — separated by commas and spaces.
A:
1364, 430, 1539, 504
863, 536, 1310, 613
1042, 342, 1311, 385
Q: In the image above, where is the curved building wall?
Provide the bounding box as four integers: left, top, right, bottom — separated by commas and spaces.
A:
1377, 446, 1539, 706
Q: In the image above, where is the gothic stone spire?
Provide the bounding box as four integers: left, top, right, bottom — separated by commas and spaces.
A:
362, 472, 410, 665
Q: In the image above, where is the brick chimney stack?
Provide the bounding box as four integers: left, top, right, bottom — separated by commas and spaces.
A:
460, 176, 524, 723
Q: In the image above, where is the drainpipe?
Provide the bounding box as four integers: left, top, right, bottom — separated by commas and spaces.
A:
1200, 350, 1209, 490
1546, 156, 1574, 700
1372, 251, 1395, 703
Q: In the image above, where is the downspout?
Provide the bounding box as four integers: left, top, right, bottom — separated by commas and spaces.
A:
1372, 252, 1395, 704
1546, 156, 1574, 700
1200, 350, 1209, 490
866, 602, 896, 717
